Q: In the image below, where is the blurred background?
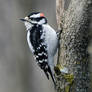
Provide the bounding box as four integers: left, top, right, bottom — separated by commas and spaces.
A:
0, 0, 57, 92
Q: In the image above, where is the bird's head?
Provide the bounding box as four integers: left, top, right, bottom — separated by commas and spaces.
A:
20, 12, 47, 30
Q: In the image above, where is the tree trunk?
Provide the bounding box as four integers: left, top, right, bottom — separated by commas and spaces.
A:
55, 0, 92, 92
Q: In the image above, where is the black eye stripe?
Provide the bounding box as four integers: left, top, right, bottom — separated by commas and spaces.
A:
36, 18, 42, 21
28, 17, 34, 20
29, 17, 44, 21
30, 18, 35, 20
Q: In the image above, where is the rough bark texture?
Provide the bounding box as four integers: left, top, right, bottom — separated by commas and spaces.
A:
55, 0, 92, 92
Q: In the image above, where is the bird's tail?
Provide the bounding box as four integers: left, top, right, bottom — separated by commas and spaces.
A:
48, 66, 56, 86
43, 70, 49, 79
43, 65, 56, 87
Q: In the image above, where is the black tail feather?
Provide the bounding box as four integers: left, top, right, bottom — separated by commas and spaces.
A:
48, 66, 56, 86
44, 70, 49, 79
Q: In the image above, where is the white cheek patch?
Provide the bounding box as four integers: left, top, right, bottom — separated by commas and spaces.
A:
31, 20, 38, 24
38, 19, 45, 24
30, 14, 40, 18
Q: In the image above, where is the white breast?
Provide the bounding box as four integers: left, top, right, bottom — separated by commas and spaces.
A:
43, 24, 58, 56
27, 31, 34, 53
24, 22, 33, 30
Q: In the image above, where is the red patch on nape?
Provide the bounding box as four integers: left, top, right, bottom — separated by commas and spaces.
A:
40, 13, 45, 17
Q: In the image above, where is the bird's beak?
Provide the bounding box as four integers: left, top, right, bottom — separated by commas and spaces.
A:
20, 18, 26, 21
20, 16, 29, 22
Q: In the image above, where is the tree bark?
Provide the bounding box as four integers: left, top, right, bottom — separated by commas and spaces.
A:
55, 0, 92, 92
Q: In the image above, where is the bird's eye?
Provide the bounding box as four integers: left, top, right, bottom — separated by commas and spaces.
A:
36, 18, 40, 21
30, 18, 35, 21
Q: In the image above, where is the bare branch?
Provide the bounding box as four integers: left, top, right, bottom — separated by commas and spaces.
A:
55, 0, 92, 92
56, 0, 65, 30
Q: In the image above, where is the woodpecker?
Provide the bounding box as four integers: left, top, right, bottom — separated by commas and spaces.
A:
20, 12, 58, 85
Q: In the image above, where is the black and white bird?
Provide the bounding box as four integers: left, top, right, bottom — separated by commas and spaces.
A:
20, 12, 58, 85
